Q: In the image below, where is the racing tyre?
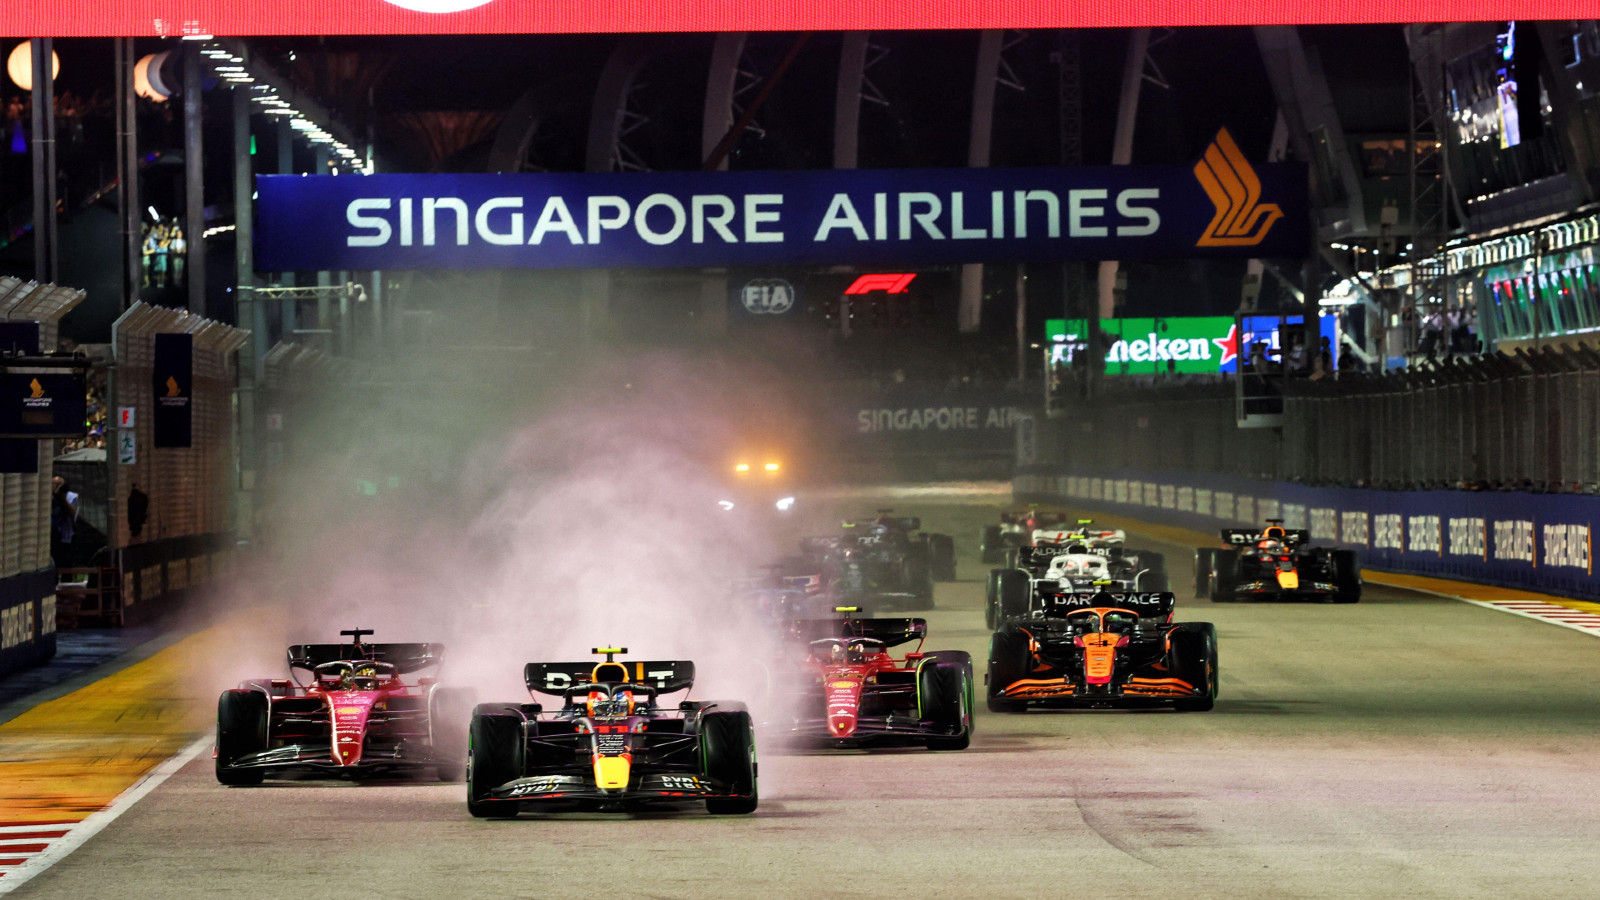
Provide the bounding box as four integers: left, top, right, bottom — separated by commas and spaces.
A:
929, 534, 957, 582
1208, 549, 1238, 603
1332, 550, 1362, 603
995, 568, 1031, 622
919, 652, 973, 750
1138, 552, 1168, 591
1003, 548, 1020, 570
986, 630, 1032, 713
216, 690, 269, 785
701, 710, 758, 814
981, 526, 1003, 564
984, 568, 1013, 630
1168, 623, 1218, 711
467, 713, 524, 818
1193, 549, 1215, 599
429, 687, 475, 782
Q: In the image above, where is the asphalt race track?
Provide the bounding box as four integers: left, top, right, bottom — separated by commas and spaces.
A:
15, 487, 1600, 899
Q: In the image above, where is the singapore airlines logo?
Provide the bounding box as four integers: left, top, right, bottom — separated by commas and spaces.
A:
165, 376, 181, 397
1194, 129, 1283, 247
29, 378, 44, 399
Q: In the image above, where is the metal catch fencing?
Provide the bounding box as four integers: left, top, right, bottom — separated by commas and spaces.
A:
111, 302, 249, 549
1042, 344, 1600, 493
0, 277, 86, 580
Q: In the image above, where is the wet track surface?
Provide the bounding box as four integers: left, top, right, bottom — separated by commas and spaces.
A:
15, 487, 1600, 899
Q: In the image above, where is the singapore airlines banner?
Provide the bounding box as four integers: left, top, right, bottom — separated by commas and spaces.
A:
255, 139, 1307, 272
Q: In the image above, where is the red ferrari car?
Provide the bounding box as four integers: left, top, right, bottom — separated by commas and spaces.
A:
214, 629, 472, 784
772, 608, 973, 749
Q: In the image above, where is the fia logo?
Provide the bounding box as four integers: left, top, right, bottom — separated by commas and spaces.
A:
1193, 128, 1284, 247
740, 279, 795, 315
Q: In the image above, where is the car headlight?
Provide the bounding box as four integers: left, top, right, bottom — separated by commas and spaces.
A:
718, 500, 735, 511
776, 496, 796, 512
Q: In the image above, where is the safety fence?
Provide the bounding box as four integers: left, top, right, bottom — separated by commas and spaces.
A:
107, 302, 248, 622
1015, 467, 1600, 600
0, 278, 86, 675
1038, 344, 1600, 493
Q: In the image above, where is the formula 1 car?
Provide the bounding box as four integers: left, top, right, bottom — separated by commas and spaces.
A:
215, 629, 472, 785
730, 561, 826, 619
465, 648, 757, 817
981, 509, 1070, 564
986, 590, 1216, 712
790, 514, 953, 611
983, 536, 1165, 629
769, 607, 973, 749
1194, 520, 1361, 603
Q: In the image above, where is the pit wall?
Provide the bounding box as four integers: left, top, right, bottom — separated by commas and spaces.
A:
1014, 467, 1599, 601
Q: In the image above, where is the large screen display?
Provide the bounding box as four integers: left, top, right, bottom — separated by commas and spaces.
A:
0, 1, 1581, 38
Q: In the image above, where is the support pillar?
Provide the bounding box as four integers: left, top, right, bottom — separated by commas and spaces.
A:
30, 38, 58, 284
959, 30, 1004, 333
117, 38, 139, 309
184, 44, 205, 315
1098, 28, 1149, 320
233, 85, 256, 540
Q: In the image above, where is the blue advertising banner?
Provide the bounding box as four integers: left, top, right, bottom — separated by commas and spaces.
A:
1016, 467, 1600, 601
153, 333, 192, 449
256, 133, 1307, 272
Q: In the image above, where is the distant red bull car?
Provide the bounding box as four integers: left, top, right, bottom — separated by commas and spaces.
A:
214, 629, 472, 784
772, 608, 973, 749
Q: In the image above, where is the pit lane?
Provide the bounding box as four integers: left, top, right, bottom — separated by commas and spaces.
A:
11, 486, 1600, 899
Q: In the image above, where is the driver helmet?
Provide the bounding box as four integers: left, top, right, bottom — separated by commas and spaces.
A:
1256, 538, 1285, 553
345, 663, 380, 690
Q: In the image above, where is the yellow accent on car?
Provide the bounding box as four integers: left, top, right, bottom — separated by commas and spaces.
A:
593, 755, 631, 791
1276, 569, 1300, 590
834, 606, 858, 613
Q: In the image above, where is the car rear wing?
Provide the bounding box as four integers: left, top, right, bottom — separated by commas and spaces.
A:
1002, 511, 1069, 526
1038, 591, 1176, 619
523, 660, 696, 696
787, 616, 927, 648
287, 642, 443, 674
1221, 528, 1310, 546
799, 536, 841, 556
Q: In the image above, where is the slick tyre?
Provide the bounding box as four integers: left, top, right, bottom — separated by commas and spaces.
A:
1138, 552, 1168, 591
986, 629, 1032, 713
1332, 549, 1362, 603
981, 526, 1003, 564
984, 568, 1009, 630
1169, 623, 1218, 712
701, 710, 758, 814
929, 534, 957, 582
919, 653, 973, 750
216, 690, 269, 786
429, 686, 475, 782
1209, 549, 1238, 603
995, 568, 1031, 622
466, 713, 524, 818
1193, 548, 1215, 599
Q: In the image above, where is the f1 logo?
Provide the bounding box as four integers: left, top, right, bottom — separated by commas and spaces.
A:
844, 273, 916, 295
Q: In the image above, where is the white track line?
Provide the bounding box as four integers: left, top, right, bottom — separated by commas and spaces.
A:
0, 736, 209, 895
1374, 579, 1600, 637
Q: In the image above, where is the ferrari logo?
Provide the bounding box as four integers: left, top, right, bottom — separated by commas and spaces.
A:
165, 376, 181, 397
1194, 128, 1283, 247
28, 378, 44, 399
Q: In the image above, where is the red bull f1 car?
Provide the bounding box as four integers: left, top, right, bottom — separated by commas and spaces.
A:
770, 608, 973, 749
986, 591, 1217, 712
1194, 520, 1361, 603
465, 648, 757, 817
215, 629, 472, 784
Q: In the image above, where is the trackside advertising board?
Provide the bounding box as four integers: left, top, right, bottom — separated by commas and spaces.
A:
0, 0, 1578, 37
1016, 467, 1600, 600
255, 145, 1308, 272
1045, 314, 1337, 375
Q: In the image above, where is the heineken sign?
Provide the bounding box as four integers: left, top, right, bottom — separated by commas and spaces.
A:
1047, 314, 1336, 375
1046, 317, 1239, 375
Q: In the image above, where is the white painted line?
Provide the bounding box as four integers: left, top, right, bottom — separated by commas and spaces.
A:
0, 736, 209, 895
1365, 577, 1600, 637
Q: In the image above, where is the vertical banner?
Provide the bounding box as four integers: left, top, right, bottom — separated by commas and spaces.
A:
153, 333, 192, 448
0, 322, 41, 473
